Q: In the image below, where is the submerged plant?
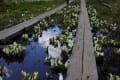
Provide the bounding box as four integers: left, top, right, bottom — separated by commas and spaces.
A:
21, 71, 38, 80
3, 42, 25, 57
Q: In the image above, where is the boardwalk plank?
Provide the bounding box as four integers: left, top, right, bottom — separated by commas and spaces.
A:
81, 0, 98, 80
66, 5, 84, 80
66, 0, 98, 80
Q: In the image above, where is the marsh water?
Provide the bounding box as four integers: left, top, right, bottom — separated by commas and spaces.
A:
92, 30, 120, 80
0, 26, 63, 80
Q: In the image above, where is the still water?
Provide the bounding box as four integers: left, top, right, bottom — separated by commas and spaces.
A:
0, 26, 62, 80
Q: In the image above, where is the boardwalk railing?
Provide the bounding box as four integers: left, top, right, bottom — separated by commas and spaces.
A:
66, 0, 98, 80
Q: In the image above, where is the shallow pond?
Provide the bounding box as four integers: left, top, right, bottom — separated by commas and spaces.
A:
0, 26, 63, 80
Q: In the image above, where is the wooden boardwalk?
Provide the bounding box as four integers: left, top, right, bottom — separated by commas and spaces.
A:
66, 0, 98, 80
0, 0, 73, 44
0, 0, 98, 79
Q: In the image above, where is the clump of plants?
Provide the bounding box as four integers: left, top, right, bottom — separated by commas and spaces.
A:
88, 6, 120, 79
34, 25, 42, 34
38, 19, 49, 30
2, 42, 25, 57
22, 34, 30, 44
56, 3, 80, 30
61, 29, 69, 36
33, 24, 43, 41
21, 71, 39, 80
34, 24, 42, 35
45, 57, 68, 73
62, 5, 80, 28
50, 59, 67, 73
59, 35, 68, 46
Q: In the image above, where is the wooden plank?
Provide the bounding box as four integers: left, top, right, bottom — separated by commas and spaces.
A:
66, 43, 83, 80
81, 0, 98, 80
66, 0, 98, 80
82, 20, 98, 80
66, 4, 85, 80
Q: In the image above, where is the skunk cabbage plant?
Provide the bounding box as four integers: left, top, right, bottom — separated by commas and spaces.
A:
3, 42, 25, 57
50, 59, 67, 72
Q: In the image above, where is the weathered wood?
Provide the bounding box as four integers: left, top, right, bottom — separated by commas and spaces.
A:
0, 0, 73, 44
82, 0, 98, 79
66, 13, 84, 80
66, 0, 98, 80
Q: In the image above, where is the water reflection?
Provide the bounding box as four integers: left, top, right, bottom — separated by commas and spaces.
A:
38, 25, 61, 47
0, 26, 61, 80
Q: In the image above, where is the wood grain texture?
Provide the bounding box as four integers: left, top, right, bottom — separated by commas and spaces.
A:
66, 0, 98, 80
